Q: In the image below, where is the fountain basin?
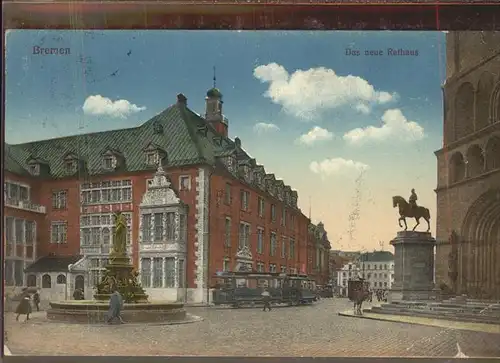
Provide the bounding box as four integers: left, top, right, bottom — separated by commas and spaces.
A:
47, 300, 187, 324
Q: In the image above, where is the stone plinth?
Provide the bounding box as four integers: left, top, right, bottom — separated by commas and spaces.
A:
390, 231, 436, 301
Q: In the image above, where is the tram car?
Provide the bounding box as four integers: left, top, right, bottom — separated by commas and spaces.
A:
212, 271, 317, 307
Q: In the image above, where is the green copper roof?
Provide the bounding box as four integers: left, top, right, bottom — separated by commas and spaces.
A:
5, 103, 224, 178
206, 87, 222, 98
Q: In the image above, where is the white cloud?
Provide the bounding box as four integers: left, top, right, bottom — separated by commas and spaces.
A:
343, 108, 425, 145
82, 95, 146, 118
355, 104, 371, 115
296, 126, 334, 146
253, 63, 397, 120
310, 157, 369, 177
253, 122, 280, 133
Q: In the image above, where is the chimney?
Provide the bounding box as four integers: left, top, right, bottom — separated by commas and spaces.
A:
177, 93, 187, 106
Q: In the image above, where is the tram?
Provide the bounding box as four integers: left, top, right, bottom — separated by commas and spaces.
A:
212, 271, 317, 307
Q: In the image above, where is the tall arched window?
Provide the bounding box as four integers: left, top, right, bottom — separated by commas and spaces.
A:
42, 274, 52, 288
465, 144, 484, 178
485, 136, 500, 171
56, 274, 67, 284
475, 72, 495, 131
455, 82, 475, 140
449, 152, 466, 184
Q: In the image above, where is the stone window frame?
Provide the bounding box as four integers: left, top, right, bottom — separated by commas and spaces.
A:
224, 217, 231, 247
281, 208, 287, 227
223, 257, 230, 272
179, 175, 191, 191
152, 257, 163, 288
269, 231, 277, 257
80, 179, 133, 205
41, 274, 52, 288
281, 235, 287, 258
29, 164, 40, 176
80, 212, 132, 247
238, 221, 251, 250
51, 221, 68, 244
52, 189, 68, 210
257, 196, 265, 218
224, 183, 232, 205
240, 189, 250, 211
5, 180, 30, 202
289, 236, 295, 259
56, 274, 67, 284
145, 151, 160, 166
256, 227, 264, 254
102, 155, 116, 170
270, 204, 277, 222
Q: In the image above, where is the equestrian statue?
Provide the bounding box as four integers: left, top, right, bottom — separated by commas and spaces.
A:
392, 189, 431, 232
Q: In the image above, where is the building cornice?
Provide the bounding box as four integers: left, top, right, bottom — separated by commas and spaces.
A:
434, 167, 500, 193
435, 122, 500, 157
444, 50, 500, 88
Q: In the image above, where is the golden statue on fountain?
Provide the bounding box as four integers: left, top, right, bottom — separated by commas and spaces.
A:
94, 211, 148, 303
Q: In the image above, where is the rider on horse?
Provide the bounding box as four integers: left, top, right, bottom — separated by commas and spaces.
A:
409, 188, 418, 214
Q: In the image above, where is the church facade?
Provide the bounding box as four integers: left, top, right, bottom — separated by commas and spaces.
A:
4, 87, 330, 304
435, 31, 500, 299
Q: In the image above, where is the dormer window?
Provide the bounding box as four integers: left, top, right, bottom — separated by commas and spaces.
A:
103, 155, 116, 170
63, 152, 79, 175
65, 160, 77, 174
225, 156, 237, 173
29, 164, 40, 176
146, 151, 159, 166
153, 122, 164, 135
142, 143, 165, 168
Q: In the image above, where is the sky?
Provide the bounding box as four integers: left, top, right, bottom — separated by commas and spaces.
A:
5, 30, 447, 252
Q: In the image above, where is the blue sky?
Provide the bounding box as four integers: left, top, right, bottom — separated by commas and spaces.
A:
5, 30, 446, 251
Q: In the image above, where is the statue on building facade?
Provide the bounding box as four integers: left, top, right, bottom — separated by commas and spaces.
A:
392, 189, 431, 232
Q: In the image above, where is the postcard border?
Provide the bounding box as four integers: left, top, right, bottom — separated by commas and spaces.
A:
2, 2, 500, 31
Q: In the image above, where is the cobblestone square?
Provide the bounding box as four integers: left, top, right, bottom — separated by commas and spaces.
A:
5, 299, 500, 357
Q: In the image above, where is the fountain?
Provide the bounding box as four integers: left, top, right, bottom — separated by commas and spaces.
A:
47, 212, 196, 324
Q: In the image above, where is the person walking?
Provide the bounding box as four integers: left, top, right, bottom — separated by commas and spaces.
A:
32, 289, 41, 311
106, 289, 124, 324
261, 287, 272, 312
15, 294, 32, 322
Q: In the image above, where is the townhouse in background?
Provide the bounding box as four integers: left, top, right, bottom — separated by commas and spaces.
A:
336, 250, 394, 296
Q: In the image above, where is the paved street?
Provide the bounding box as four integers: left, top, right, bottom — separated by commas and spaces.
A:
5, 298, 500, 357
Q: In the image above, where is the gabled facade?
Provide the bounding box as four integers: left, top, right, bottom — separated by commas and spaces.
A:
4, 90, 329, 303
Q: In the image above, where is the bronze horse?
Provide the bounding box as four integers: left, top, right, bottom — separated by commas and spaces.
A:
392, 196, 431, 232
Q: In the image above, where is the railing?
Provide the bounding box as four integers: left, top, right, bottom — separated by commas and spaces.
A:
5, 198, 46, 214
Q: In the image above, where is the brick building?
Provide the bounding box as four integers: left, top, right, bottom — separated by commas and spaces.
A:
435, 31, 500, 299
4, 88, 330, 303
307, 222, 331, 285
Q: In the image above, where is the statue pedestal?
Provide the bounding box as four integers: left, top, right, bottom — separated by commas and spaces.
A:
390, 231, 436, 301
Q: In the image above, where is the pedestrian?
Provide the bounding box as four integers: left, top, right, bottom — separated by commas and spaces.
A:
15, 294, 32, 322
261, 287, 272, 312
73, 288, 84, 300
32, 289, 41, 312
107, 289, 124, 324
